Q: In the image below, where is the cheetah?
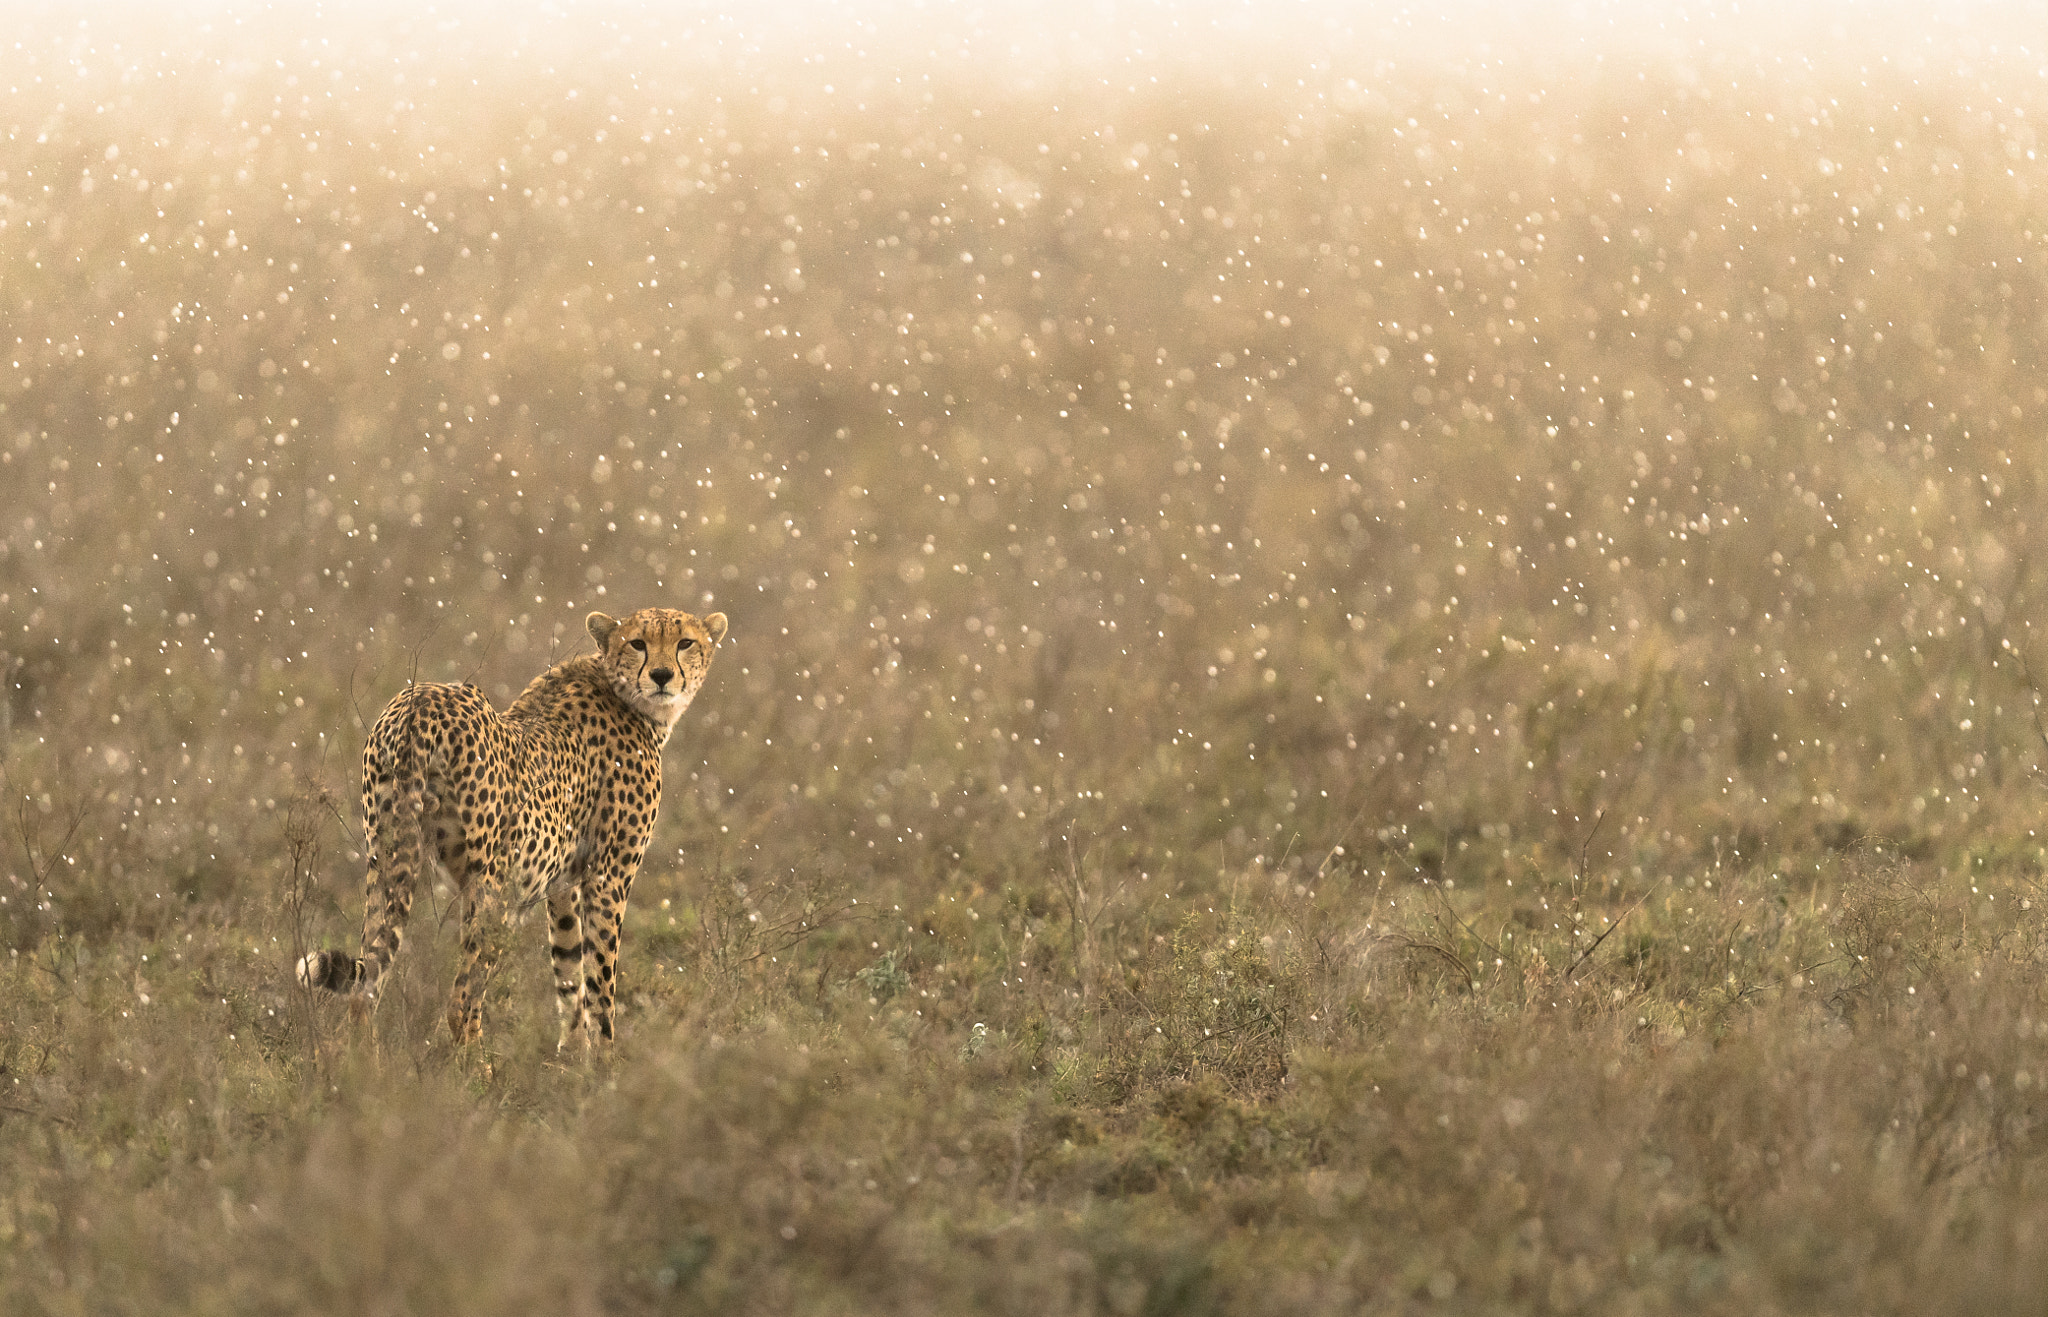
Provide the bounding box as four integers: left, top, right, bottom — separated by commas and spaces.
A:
297, 607, 727, 1050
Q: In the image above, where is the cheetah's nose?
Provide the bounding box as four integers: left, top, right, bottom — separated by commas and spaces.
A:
649, 667, 674, 688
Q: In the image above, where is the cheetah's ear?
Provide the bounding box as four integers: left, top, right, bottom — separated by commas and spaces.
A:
703, 612, 729, 645
587, 611, 620, 649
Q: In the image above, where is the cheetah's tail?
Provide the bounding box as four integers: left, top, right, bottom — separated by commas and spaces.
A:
295, 948, 368, 993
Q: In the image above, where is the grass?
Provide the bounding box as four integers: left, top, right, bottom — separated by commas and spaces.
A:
10, 5, 2048, 1312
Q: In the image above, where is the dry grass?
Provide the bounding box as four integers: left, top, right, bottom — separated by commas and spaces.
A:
10, 6, 2048, 1312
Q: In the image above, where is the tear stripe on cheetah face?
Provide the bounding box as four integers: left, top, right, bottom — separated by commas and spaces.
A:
296, 604, 728, 1051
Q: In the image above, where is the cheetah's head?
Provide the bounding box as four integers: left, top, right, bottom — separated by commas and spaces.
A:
587, 607, 728, 730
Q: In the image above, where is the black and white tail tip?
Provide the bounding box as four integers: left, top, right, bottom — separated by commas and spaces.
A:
296, 950, 363, 993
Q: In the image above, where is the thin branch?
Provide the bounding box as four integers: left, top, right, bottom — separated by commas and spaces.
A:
1565, 876, 1667, 982
1314, 802, 1373, 882
461, 629, 500, 689
1372, 831, 1499, 961
1395, 935, 1475, 990
0, 758, 92, 893
1572, 807, 1610, 896
346, 659, 372, 737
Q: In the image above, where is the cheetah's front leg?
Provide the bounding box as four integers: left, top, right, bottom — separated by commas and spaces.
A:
582, 854, 640, 1041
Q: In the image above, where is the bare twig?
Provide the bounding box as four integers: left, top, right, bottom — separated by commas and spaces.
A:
695, 848, 860, 986
346, 659, 373, 737
1371, 830, 1500, 961
461, 628, 500, 689
1565, 876, 1667, 982
1055, 832, 1121, 1008
1395, 935, 1475, 989
1314, 802, 1373, 882
1572, 808, 1610, 898
1, 758, 92, 896
1060, 835, 1093, 1005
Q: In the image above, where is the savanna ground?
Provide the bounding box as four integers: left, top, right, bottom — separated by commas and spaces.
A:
9, 5, 2048, 1312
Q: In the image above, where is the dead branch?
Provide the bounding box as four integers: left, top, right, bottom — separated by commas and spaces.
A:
1565, 876, 1667, 983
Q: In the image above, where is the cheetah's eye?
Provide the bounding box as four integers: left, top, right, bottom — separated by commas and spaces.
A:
678, 638, 695, 650
628, 639, 647, 652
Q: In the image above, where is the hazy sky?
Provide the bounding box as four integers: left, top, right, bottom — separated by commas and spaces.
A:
22, 0, 2048, 73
